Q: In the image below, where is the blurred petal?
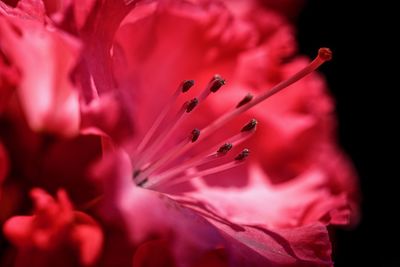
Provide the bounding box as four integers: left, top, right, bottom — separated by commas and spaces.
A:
3, 188, 103, 267
0, 3, 81, 136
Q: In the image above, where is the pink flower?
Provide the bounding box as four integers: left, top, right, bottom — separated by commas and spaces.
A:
0, 0, 359, 266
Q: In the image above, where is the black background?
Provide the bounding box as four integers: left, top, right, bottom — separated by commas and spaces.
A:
297, 1, 397, 267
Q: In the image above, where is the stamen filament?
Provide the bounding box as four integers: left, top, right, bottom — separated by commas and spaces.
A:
134, 102, 189, 170
200, 48, 332, 139
147, 149, 250, 189
133, 80, 194, 159
236, 93, 253, 108
150, 150, 228, 185
138, 119, 256, 185
197, 74, 226, 103
151, 142, 235, 185
133, 48, 331, 189
134, 76, 226, 175
135, 129, 201, 184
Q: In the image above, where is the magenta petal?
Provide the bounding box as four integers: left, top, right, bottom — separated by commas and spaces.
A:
94, 151, 225, 266
15, 0, 46, 21
173, 194, 332, 267
212, 222, 332, 267
0, 5, 81, 136
0, 0, 45, 21
80, 90, 135, 143
95, 151, 334, 266
77, 0, 138, 96
186, 163, 353, 228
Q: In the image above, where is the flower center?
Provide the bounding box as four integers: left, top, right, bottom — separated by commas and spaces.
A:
132, 48, 332, 190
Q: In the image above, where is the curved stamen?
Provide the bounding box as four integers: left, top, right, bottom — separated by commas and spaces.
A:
147, 149, 250, 189
133, 48, 332, 189
134, 101, 191, 171
236, 93, 253, 108
241, 119, 258, 132
148, 143, 233, 187
138, 118, 257, 186
197, 74, 226, 103
200, 48, 332, 138
134, 76, 226, 173
133, 80, 194, 161
135, 128, 202, 185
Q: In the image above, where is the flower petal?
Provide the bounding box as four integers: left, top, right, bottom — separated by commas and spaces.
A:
77, 0, 138, 97
94, 150, 226, 266
80, 90, 135, 143
95, 150, 333, 266
72, 212, 104, 266
3, 188, 103, 267
184, 163, 352, 228
0, 4, 81, 136
209, 221, 332, 267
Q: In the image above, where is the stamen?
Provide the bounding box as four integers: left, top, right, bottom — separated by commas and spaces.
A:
134, 101, 189, 171
197, 74, 226, 103
137, 178, 148, 187
148, 148, 250, 189
200, 48, 332, 139
134, 80, 194, 157
133, 169, 141, 178
137, 119, 257, 185
217, 143, 233, 155
234, 148, 250, 161
134, 75, 227, 177
133, 49, 331, 189
181, 80, 195, 93
318, 48, 333, 61
135, 128, 201, 185
209, 74, 226, 93
236, 93, 253, 108
190, 128, 201, 142
241, 119, 258, 132
186, 98, 199, 113
146, 143, 234, 187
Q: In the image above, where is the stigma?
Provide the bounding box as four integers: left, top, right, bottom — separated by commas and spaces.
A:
132, 48, 332, 190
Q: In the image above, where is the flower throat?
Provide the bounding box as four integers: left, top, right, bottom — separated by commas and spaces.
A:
132, 48, 332, 190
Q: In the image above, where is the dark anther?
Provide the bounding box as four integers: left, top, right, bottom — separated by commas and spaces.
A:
217, 143, 233, 155
190, 128, 201, 142
241, 119, 258, 132
133, 169, 141, 178
186, 98, 199, 113
235, 149, 250, 161
137, 178, 148, 187
236, 93, 253, 108
181, 80, 195, 93
209, 75, 226, 93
